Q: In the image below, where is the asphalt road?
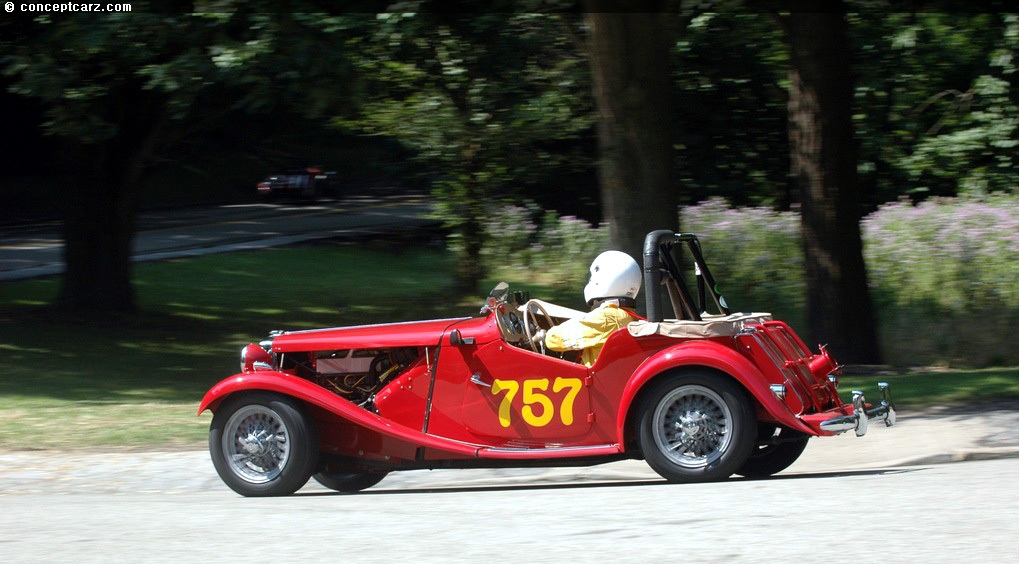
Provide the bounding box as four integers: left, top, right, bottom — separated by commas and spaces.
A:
0, 188, 437, 281
2, 457, 1017, 563
4, 405, 1019, 563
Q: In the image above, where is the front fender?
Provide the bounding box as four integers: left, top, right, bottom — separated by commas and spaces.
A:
198, 371, 484, 458
198, 371, 326, 415
615, 341, 815, 444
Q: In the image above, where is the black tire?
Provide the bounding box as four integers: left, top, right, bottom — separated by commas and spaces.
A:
209, 392, 319, 497
637, 371, 756, 483
736, 426, 810, 478
313, 471, 388, 493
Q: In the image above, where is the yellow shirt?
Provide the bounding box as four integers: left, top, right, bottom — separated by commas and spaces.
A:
545, 303, 638, 367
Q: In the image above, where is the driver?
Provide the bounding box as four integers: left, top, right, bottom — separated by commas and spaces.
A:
542, 250, 642, 366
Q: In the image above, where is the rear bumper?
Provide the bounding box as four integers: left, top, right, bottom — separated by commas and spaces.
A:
817, 382, 896, 437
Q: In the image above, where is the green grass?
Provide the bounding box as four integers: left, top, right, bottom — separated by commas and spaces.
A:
1, 241, 1017, 451
839, 367, 1019, 408
0, 242, 465, 450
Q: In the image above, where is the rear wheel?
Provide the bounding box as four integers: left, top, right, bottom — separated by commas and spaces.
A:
736, 426, 810, 478
313, 471, 389, 493
209, 392, 318, 497
637, 371, 756, 483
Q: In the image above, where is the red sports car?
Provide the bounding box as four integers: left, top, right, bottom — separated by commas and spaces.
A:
199, 230, 895, 496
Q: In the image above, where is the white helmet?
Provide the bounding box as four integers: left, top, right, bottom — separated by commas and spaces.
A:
584, 250, 641, 305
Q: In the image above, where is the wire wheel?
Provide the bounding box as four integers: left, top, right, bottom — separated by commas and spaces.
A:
209, 393, 318, 497
221, 404, 293, 484
638, 372, 755, 483
652, 385, 734, 469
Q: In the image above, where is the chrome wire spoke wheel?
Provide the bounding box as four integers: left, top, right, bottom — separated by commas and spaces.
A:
222, 404, 292, 484
651, 384, 733, 469
638, 372, 754, 483
209, 392, 317, 496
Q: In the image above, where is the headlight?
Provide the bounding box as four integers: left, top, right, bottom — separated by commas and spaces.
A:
240, 343, 272, 373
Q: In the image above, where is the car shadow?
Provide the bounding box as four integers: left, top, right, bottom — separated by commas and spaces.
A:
295, 467, 924, 497
740, 467, 923, 481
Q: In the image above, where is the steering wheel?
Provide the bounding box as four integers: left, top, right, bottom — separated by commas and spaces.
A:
522, 300, 557, 355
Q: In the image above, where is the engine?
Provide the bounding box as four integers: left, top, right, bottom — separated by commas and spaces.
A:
241, 332, 421, 407
311, 347, 420, 404
262, 346, 419, 407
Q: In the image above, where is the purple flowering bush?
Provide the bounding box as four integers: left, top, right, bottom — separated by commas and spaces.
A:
482, 205, 609, 292
862, 195, 1019, 367
485, 195, 1017, 367
530, 211, 611, 287
684, 195, 1019, 367
680, 198, 806, 328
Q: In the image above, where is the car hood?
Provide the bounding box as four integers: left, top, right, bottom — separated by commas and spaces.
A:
270, 317, 471, 352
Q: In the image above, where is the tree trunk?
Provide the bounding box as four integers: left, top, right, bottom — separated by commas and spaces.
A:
585, 8, 677, 264
784, 6, 881, 363
452, 172, 487, 296
57, 88, 169, 313
58, 141, 138, 312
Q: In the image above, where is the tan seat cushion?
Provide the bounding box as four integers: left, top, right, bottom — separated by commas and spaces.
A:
628, 312, 773, 339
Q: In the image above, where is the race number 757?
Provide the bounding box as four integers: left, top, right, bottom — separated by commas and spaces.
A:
491, 377, 583, 428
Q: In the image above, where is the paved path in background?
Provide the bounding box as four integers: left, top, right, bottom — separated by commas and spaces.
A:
0, 188, 438, 281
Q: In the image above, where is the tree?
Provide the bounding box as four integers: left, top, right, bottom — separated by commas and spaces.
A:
346, 8, 593, 293
849, 11, 1014, 204
2, 9, 360, 312
778, 3, 881, 362
670, 12, 791, 209
897, 14, 1019, 197
584, 4, 679, 263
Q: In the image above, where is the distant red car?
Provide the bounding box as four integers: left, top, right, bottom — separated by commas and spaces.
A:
199, 231, 895, 496
256, 167, 337, 199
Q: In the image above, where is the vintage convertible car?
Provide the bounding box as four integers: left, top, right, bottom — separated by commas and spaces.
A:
199, 230, 895, 496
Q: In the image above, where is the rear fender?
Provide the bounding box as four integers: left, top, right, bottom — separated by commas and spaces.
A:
198, 371, 483, 458
615, 341, 815, 445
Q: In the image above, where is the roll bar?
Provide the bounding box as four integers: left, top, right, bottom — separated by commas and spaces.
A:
642, 230, 730, 323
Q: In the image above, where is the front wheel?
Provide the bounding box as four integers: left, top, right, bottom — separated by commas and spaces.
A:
209, 392, 318, 497
637, 371, 756, 483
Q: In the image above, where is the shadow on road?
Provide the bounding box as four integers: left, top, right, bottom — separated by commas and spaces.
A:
293, 467, 925, 497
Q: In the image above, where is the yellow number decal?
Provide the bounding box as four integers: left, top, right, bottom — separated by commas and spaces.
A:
521, 379, 554, 427
491, 379, 519, 428
553, 377, 583, 425
490, 377, 585, 428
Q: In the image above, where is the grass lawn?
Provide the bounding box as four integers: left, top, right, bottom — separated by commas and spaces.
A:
0, 241, 467, 450
2, 240, 1017, 451
838, 367, 1019, 409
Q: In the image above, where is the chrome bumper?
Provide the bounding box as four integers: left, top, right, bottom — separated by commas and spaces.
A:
819, 382, 896, 437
